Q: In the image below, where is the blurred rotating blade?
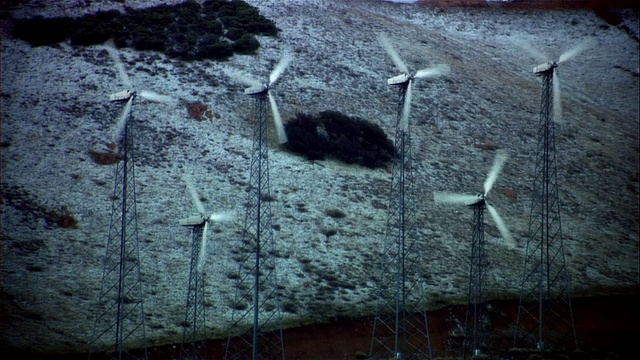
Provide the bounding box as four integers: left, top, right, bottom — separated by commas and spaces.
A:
197, 221, 209, 271
224, 68, 262, 88
558, 40, 591, 64
112, 97, 133, 145
434, 192, 481, 206
139, 90, 178, 106
513, 39, 549, 63
104, 40, 132, 89
415, 64, 450, 79
209, 211, 234, 222
186, 177, 206, 215
379, 33, 409, 74
401, 80, 413, 131
484, 150, 508, 196
552, 69, 562, 123
486, 203, 515, 249
268, 91, 288, 144
269, 52, 292, 85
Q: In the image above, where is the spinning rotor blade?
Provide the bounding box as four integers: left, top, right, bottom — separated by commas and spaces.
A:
197, 221, 209, 271
434, 192, 481, 206
401, 80, 413, 131
379, 33, 409, 74
415, 64, 450, 79
268, 91, 288, 144
104, 40, 132, 89
558, 40, 591, 64
139, 90, 178, 106
513, 39, 548, 63
224, 68, 262, 88
209, 211, 234, 223
484, 151, 508, 196
112, 97, 133, 144
552, 70, 562, 122
185, 177, 206, 215
486, 203, 515, 249
269, 52, 292, 85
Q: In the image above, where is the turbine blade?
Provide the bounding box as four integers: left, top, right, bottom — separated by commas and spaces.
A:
513, 39, 549, 63
484, 150, 508, 196
378, 33, 409, 74
185, 177, 206, 215
486, 204, 515, 249
112, 97, 133, 144
210, 211, 234, 222
223, 68, 262, 87
269, 51, 292, 85
434, 192, 481, 205
414, 64, 450, 79
197, 221, 209, 271
104, 40, 132, 89
400, 80, 413, 131
268, 91, 288, 144
552, 69, 562, 122
139, 90, 178, 106
558, 39, 591, 64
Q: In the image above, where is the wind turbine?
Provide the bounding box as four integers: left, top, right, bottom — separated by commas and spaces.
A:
434, 150, 514, 359
224, 52, 291, 144
518, 40, 591, 123
103, 39, 178, 147
370, 34, 449, 360
224, 52, 291, 360
513, 40, 588, 352
89, 40, 176, 360
179, 177, 232, 360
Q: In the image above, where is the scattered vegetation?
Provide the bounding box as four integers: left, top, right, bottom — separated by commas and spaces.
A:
325, 208, 346, 219
285, 110, 395, 168
11, 0, 278, 61
89, 150, 123, 165
188, 101, 215, 121
2, 184, 79, 229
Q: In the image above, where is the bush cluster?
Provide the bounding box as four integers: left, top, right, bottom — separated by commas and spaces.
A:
285, 111, 395, 169
12, 0, 277, 61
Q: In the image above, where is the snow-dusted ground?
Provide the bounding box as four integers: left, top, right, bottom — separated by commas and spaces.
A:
2, 0, 638, 353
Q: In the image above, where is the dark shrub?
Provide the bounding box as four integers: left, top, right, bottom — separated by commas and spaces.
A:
11, 0, 277, 61
232, 33, 259, 54
13, 16, 75, 46
285, 111, 395, 169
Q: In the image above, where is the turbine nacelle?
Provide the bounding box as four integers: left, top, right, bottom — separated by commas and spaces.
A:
466, 194, 486, 207
533, 61, 557, 75
109, 90, 135, 101
387, 73, 411, 85
179, 214, 210, 227
244, 84, 270, 95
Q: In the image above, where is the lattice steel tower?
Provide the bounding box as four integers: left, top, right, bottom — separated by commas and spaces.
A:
178, 178, 232, 360
434, 151, 513, 359
224, 54, 290, 360
370, 81, 432, 360
464, 202, 489, 359
370, 34, 450, 360
514, 60, 577, 351
89, 93, 147, 360
179, 221, 207, 360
